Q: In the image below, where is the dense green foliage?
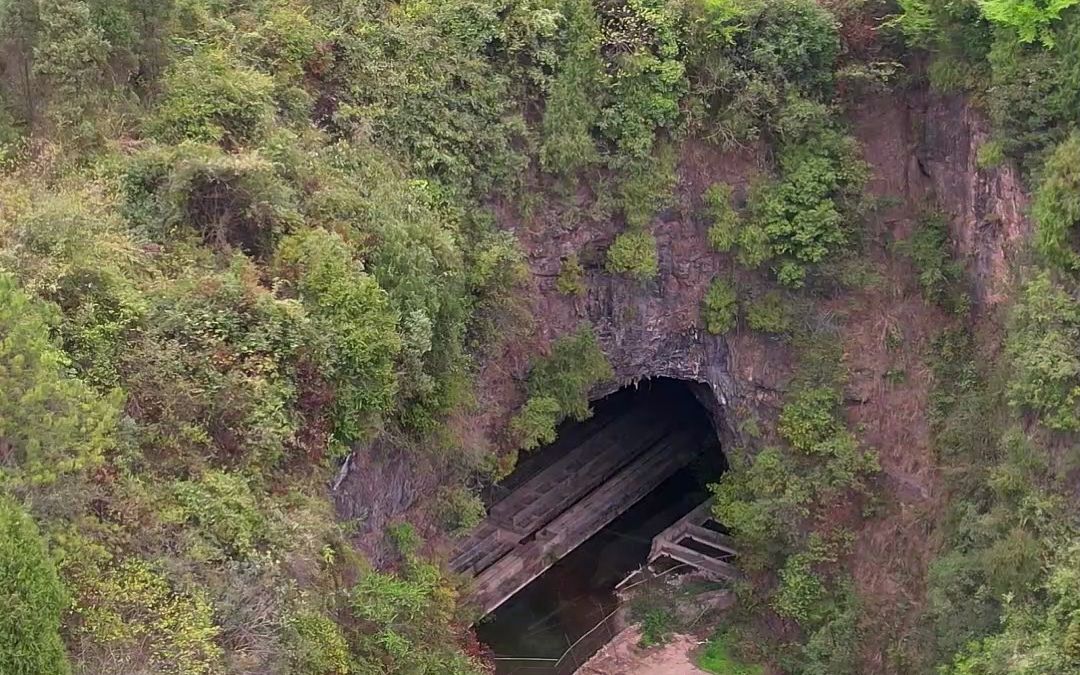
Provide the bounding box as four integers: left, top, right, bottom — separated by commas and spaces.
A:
702, 278, 738, 334
0, 0, 548, 670
889, 7, 1080, 668
0, 273, 119, 485
1033, 133, 1080, 270
701, 101, 867, 286
744, 105, 868, 286
511, 325, 613, 450
896, 212, 968, 312
606, 228, 660, 280
0, 497, 70, 675
4, 0, 1080, 672
1005, 272, 1080, 429
0, 0, 874, 670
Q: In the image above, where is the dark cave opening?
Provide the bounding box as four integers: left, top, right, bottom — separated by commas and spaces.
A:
472, 378, 726, 674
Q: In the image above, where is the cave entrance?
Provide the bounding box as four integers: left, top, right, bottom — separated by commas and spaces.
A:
453, 379, 731, 674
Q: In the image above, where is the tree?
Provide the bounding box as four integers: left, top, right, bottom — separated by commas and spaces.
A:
979, 0, 1080, 46
0, 496, 70, 675
0, 274, 119, 484
1033, 134, 1080, 270
0, 0, 42, 125
273, 229, 402, 447
702, 278, 738, 334
33, 0, 109, 138
606, 229, 659, 280
149, 48, 276, 147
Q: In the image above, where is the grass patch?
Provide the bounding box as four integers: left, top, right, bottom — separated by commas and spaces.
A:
698, 632, 764, 675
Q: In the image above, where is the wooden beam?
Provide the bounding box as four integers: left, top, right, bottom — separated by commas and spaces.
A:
466, 430, 699, 616
683, 525, 738, 556
655, 542, 744, 581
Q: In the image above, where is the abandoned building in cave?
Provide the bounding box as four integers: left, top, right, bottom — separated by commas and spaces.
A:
454, 379, 740, 672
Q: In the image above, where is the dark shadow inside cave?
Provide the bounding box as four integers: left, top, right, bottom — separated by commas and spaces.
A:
470, 378, 726, 674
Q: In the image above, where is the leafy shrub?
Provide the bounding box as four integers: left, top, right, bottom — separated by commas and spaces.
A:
0, 188, 146, 389
325, 1, 526, 193
976, 139, 1006, 168
0, 274, 119, 484
1033, 133, 1080, 271
746, 291, 793, 334
772, 550, 830, 625
0, 496, 70, 675
705, 96, 864, 283
274, 228, 402, 446
980, 0, 1079, 46
793, 582, 861, 675
247, 6, 328, 81
122, 253, 308, 468
983, 28, 1080, 174
32, 0, 110, 142
149, 48, 276, 147
896, 212, 967, 309
1005, 272, 1080, 430
310, 142, 511, 433
777, 533, 851, 630
557, 254, 586, 296
620, 153, 680, 230
597, 0, 688, 160
606, 228, 659, 280
711, 384, 876, 561
125, 143, 301, 256
349, 562, 482, 674
435, 486, 486, 537
173, 471, 269, 560
746, 123, 867, 286
385, 522, 421, 558
511, 325, 612, 450
778, 387, 843, 452
688, 0, 840, 143
890, 0, 991, 94
711, 445, 811, 558
637, 607, 675, 648
702, 278, 738, 334
510, 395, 563, 450
940, 541, 1080, 675
66, 557, 223, 674
705, 182, 740, 252
285, 610, 352, 675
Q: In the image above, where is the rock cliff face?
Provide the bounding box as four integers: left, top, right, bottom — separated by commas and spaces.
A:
917, 93, 1031, 309
334, 89, 1031, 567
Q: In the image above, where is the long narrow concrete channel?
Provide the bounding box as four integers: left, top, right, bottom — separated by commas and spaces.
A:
452, 398, 707, 617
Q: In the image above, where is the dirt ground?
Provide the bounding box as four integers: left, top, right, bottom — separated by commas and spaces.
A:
576, 628, 709, 675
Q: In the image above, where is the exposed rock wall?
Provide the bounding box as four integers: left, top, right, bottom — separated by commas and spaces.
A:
916, 92, 1031, 308
334, 89, 1033, 571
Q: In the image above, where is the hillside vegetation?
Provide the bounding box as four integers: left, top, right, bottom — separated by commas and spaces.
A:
2, 0, 1080, 674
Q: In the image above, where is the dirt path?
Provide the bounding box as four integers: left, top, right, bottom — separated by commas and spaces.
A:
576, 628, 709, 675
